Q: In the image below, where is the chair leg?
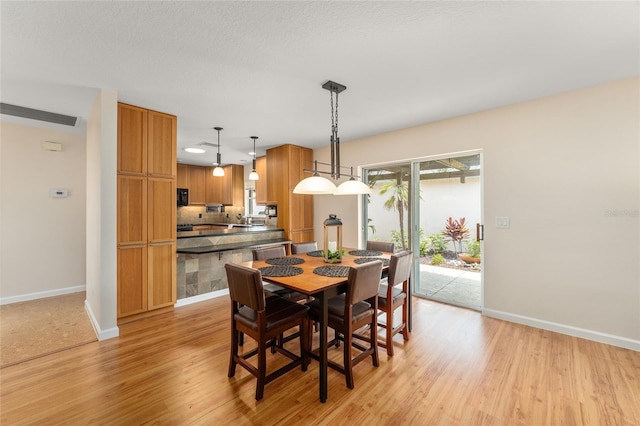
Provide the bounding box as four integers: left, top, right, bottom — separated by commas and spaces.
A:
256, 335, 267, 400
301, 322, 308, 372
386, 309, 394, 357
402, 303, 410, 341
228, 324, 238, 377
344, 328, 354, 389
371, 316, 380, 367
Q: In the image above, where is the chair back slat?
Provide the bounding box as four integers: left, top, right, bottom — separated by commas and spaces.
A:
252, 246, 286, 260
291, 241, 318, 255
347, 261, 383, 305
389, 250, 412, 286
366, 241, 395, 253
225, 263, 265, 311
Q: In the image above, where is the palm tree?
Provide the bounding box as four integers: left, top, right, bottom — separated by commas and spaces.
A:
379, 179, 409, 250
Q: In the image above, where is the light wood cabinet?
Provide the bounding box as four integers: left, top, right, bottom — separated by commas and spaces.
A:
255, 156, 267, 205
188, 166, 206, 205
117, 102, 176, 321
205, 166, 222, 204
221, 164, 244, 206
266, 144, 313, 243
177, 164, 189, 189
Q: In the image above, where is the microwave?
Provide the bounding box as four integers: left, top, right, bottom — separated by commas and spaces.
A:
177, 188, 189, 206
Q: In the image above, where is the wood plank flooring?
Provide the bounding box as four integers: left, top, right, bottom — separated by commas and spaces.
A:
1, 296, 639, 425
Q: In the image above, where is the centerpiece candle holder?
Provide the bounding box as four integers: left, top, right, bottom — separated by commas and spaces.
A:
323, 214, 343, 263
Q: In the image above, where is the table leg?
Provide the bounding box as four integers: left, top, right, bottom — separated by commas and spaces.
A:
319, 290, 328, 403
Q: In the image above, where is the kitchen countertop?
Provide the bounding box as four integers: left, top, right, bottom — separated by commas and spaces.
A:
177, 238, 292, 254
177, 225, 283, 239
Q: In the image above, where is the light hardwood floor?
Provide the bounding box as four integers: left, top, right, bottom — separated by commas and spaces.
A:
1, 296, 639, 425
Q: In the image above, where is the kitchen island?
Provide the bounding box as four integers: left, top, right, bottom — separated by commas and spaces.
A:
177, 225, 290, 299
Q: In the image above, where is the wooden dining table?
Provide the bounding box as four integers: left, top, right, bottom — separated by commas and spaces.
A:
241, 248, 392, 403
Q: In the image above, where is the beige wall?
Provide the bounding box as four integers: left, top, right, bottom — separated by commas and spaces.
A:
313, 77, 640, 345
0, 122, 86, 300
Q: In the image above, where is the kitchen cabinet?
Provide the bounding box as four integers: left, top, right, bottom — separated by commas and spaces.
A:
205, 166, 222, 204
177, 163, 189, 188
255, 156, 267, 205
188, 166, 206, 205
221, 164, 244, 206
117, 102, 176, 321
266, 144, 313, 243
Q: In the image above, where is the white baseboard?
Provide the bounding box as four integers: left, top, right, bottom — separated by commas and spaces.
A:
0, 285, 85, 305
482, 308, 640, 352
84, 300, 119, 341
175, 289, 229, 308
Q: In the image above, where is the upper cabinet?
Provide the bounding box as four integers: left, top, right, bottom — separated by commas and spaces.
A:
255, 156, 267, 205
205, 166, 222, 204
188, 166, 206, 205
220, 164, 244, 206
117, 104, 147, 175
177, 164, 244, 206
147, 111, 177, 178
176, 163, 189, 189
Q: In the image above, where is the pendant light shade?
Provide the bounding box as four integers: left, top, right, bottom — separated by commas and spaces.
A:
212, 126, 225, 177
293, 175, 338, 194
334, 178, 371, 195
248, 136, 259, 181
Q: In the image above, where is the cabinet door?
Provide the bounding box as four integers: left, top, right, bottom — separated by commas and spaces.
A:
118, 245, 148, 318
289, 229, 315, 244
117, 103, 147, 175
148, 177, 175, 243
205, 166, 222, 204
188, 166, 206, 205
177, 164, 189, 189
148, 242, 176, 310
148, 111, 176, 178
255, 156, 267, 205
220, 165, 244, 206
117, 175, 147, 245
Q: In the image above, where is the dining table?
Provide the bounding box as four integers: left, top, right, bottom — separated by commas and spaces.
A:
240, 247, 392, 403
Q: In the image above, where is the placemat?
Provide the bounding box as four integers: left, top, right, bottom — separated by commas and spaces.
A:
353, 257, 390, 267
348, 249, 383, 256
258, 265, 303, 277
306, 250, 325, 257
265, 257, 305, 265
313, 265, 350, 277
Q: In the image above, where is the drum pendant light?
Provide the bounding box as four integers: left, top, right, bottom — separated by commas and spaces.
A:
212, 126, 225, 177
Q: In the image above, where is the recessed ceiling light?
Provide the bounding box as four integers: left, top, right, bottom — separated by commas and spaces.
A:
184, 147, 205, 154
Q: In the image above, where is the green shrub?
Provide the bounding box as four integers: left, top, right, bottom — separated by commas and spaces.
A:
426, 233, 447, 255
430, 254, 445, 265
466, 240, 481, 258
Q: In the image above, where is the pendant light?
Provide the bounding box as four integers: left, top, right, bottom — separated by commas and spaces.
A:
212, 126, 224, 177
248, 136, 259, 181
292, 81, 371, 195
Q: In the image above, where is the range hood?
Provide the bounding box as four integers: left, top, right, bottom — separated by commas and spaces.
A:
205, 203, 224, 213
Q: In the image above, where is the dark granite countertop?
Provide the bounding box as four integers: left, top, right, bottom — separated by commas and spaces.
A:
177, 238, 292, 254
177, 225, 283, 239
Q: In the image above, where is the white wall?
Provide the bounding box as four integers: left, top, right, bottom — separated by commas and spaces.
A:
0, 122, 86, 301
313, 77, 640, 346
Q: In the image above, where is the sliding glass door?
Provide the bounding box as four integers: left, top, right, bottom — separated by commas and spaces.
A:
364, 152, 482, 311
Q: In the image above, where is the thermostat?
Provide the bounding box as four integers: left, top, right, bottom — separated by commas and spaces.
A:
50, 188, 69, 198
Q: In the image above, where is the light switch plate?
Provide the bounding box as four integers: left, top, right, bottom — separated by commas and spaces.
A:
50, 188, 69, 198
495, 216, 510, 228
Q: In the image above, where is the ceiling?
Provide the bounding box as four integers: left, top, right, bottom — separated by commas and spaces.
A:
1, 1, 638, 167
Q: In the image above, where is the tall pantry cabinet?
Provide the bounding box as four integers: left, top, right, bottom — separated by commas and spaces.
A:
266, 144, 314, 243
117, 103, 177, 321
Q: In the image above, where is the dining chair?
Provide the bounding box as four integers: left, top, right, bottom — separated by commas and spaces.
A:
291, 241, 318, 255
366, 240, 395, 253
306, 260, 383, 389
252, 246, 307, 302
377, 250, 412, 356
225, 263, 309, 400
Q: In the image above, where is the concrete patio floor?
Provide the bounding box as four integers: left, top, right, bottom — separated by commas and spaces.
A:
417, 264, 481, 310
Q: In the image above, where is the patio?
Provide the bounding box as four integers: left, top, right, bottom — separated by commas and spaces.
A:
417, 264, 481, 310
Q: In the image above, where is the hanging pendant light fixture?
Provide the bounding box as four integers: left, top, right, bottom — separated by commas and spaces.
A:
293, 81, 370, 195
212, 126, 225, 177
248, 136, 259, 181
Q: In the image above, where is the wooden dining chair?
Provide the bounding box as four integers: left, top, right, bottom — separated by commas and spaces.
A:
306, 260, 383, 389
252, 247, 306, 302
291, 241, 318, 255
366, 240, 395, 253
377, 250, 412, 356
225, 263, 309, 400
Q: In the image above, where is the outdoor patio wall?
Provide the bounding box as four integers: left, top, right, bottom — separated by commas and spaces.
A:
312, 76, 640, 346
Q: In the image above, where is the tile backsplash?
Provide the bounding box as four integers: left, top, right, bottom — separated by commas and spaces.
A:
177, 205, 277, 226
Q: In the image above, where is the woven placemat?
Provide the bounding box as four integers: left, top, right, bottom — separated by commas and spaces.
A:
265, 257, 305, 265
306, 250, 325, 257
348, 249, 382, 256
258, 265, 303, 277
313, 265, 350, 277
353, 257, 390, 267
